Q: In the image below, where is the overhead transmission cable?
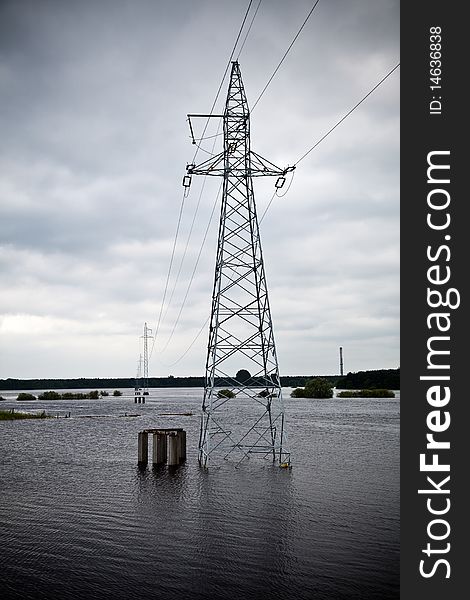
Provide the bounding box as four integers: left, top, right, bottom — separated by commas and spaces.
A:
158, 182, 223, 354
162, 315, 211, 368
236, 0, 262, 60
251, 0, 321, 112
159, 5, 397, 365
294, 62, 400, 166
258, 62, 400, 222
149, 187, 186, 358
259, 169, 296, 224
191, 0, 254, 165
158, 2, 261, 362
166, 60, 399, 366
189, 0, 261, 146
160, 119, 222, 327
161, 1, 322, 366
150, 1, 256, 359
158, 180, 206, 328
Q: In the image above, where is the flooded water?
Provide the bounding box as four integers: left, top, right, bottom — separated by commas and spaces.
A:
0, 388, 399, 599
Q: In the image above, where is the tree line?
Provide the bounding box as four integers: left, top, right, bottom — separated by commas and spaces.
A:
335, 369, 400, 390
0, 369, 399, 391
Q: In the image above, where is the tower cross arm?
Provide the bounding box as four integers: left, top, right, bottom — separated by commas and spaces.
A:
187, 152, 225, 177
249, 151, 295, 177
187, 151, 295, 178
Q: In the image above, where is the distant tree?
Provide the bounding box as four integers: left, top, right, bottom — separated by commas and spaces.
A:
235, 369, 251, 383
16, 393, 36, 401
217, 389, 236, 399
88, 390, 99, 399
337, 389, 395, 398
113, 390, 122, 397
290, 378, 333, 399
100, 390, 109, 397
306, 378, 332, 395
38, 391, 62, 400
305, 378, 334, 398
336, 369, 400, 390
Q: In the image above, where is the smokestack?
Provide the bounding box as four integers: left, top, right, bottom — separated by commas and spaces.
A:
339, 346, 344, 376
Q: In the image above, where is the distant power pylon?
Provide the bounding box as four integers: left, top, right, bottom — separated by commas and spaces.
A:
134, 353, 143, 402
141, 322, 153, 396
185, 61, 293, 468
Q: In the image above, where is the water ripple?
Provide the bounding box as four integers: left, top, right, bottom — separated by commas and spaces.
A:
0, 391, 399, 599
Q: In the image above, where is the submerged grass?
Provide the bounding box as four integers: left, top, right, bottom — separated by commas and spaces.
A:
337, 389, 395, 398
0, 409, 51, 421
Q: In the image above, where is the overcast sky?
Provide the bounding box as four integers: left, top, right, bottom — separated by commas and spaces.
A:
0, 0, 399, 380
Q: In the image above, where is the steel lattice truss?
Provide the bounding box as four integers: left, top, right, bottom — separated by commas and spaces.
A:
187, 62, 292, 468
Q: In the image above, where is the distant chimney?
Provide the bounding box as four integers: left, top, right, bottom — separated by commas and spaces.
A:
339, 347, 344, 376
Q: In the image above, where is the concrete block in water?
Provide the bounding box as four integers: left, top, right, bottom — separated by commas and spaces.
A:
138, 432, 148, 464
153, 433, 167, 465
167, 434, 179, 466
177, 430, 187, 463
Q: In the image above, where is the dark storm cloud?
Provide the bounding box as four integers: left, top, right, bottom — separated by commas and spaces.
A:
0, 0, 399, 377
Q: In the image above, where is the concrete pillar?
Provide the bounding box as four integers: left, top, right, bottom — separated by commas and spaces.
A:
176, 431, 183, 464
176, 430, 186, 463
153, 433, 167, 465
138, 432, 148, 464
168, 433, 179, 466
181, 430, 187, 462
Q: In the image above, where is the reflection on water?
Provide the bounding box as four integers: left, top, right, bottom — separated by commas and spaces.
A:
0, 388, 399, 599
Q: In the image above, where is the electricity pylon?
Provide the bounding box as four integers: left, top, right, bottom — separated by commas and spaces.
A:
141, 322, 153, 397
134, 353, 143, 403
185, 61, 293, 468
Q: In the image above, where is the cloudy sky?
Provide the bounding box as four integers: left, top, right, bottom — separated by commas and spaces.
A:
0, 0, 399, 379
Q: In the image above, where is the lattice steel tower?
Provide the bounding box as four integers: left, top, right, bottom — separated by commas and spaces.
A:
186, 61, 293, 468
141, 322, 153, 396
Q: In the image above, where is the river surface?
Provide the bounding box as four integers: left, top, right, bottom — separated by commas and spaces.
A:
0, 388, 399, 599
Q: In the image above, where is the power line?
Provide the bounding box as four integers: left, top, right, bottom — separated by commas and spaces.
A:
162, 315, 210, 368
258, 169, 296, 223
251, 0, 321, 112
162, 114, 222, 325
157, 2, 257, 356
170, 61, 399, 360
161, 119, 222, 327
164, 11, 398, 369
191, 0, 254, 165
257, 63, 399, 222
258, 190, 276, 224
157, 182, 223, 354
150, 2, 255, 360
193, 142, 216, 156
294, 62, 400, 165
157, 0, 258, 362
237, 0, 262, 60
159, 181, 205, 328
149, 187, 187, 358
188, 0, 262, 149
